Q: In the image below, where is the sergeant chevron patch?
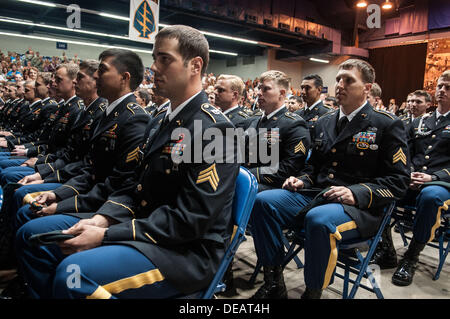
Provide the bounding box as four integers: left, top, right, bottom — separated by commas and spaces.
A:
126, 146, 140, 163
393, 148, 407, 165
196, 164, 219, 191
294, 140, 306, 154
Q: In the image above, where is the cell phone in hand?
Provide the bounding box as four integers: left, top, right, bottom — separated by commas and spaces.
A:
28, 230, 75, 246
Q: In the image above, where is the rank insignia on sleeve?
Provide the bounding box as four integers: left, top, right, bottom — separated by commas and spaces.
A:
196, 163, 219, 192
126, 146, 140, 163
294, 140, 306, 154
393, 147, 407, 165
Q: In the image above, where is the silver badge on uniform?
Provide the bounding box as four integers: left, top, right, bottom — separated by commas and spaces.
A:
370, 144, 379, 150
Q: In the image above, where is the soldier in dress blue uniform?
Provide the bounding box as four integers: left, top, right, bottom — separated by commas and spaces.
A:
0, 64, 84, 184
147, 91, 170, 119
295, 74, 333, 134
243, 70, 310, 193
373, 71, 450, 286
250, 59, 410, 299
214, 74, 250, 127
16, 25, 239, 299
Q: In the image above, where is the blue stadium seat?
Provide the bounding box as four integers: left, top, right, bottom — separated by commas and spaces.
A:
182, 166, 258, 299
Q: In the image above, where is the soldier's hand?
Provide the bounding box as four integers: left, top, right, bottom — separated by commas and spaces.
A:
324, 186, 356, 206
282, 176, 304, 192
0, 140, 7, 148
15, 145, 26, 149
34, 202, 57, 217
19, 172, 42, 185
11, 148, 27, 156
59, 224, 106, 255
35, 191, 57, 205
409, 172, 433, 189
21, 157, 38, 167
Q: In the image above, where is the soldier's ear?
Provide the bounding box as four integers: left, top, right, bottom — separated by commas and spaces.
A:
190, 57, 203, 76
364, 83, 372, 95
121, 71, 131, 86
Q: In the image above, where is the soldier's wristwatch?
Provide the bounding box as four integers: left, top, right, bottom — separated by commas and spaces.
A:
431, 174, 438, 181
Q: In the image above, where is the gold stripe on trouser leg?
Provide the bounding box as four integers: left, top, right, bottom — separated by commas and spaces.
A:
322, 221, 357, 290
86, 269, 165, 299
22, 191, 51, 206
428, 199, 450, 243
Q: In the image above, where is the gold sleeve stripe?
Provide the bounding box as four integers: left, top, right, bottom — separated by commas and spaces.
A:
444, 169, 450, 176
264, 177, 273, 184
56, 170, 61, 183
75, 195, 78, 213
256, 167, 260, 183
144, 232, 157, 244
132, 219, 136, 241
360, 183, 373, 209
48, 163, 55, 173
106, 200, 136, 218
61, 184, 79, 195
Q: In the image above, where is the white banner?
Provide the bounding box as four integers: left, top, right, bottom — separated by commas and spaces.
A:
129, 0, 159, 44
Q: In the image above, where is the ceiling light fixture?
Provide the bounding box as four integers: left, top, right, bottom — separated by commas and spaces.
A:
309, 57, 329, 64
0, 18, 239, 56
0, 31, 152, 54
382, 0, 393, 9
356, 0, 368, 8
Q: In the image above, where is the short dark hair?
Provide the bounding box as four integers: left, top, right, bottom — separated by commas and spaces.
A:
289, 95, 303, 103
339, 59, 375, 84
99, 49, 144, 91
413, 90, 432, 103
325, 96, 338, 107
156, 25, 210, 75
303, 74, 323, 89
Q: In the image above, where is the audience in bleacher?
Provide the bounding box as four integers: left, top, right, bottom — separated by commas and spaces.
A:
0, 38, 448, 301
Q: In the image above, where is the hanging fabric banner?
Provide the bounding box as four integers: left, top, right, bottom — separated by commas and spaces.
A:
129, 0, 159, 44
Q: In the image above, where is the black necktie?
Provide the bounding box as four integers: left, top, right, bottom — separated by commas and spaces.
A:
337, 116, 348, 135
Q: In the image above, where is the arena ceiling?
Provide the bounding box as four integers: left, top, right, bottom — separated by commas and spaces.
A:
0, 0, 415, 60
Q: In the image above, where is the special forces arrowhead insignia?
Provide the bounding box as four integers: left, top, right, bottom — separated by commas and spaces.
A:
196, 164, 219, 192
133, 0, 156, 39
393, 148, 407, 166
